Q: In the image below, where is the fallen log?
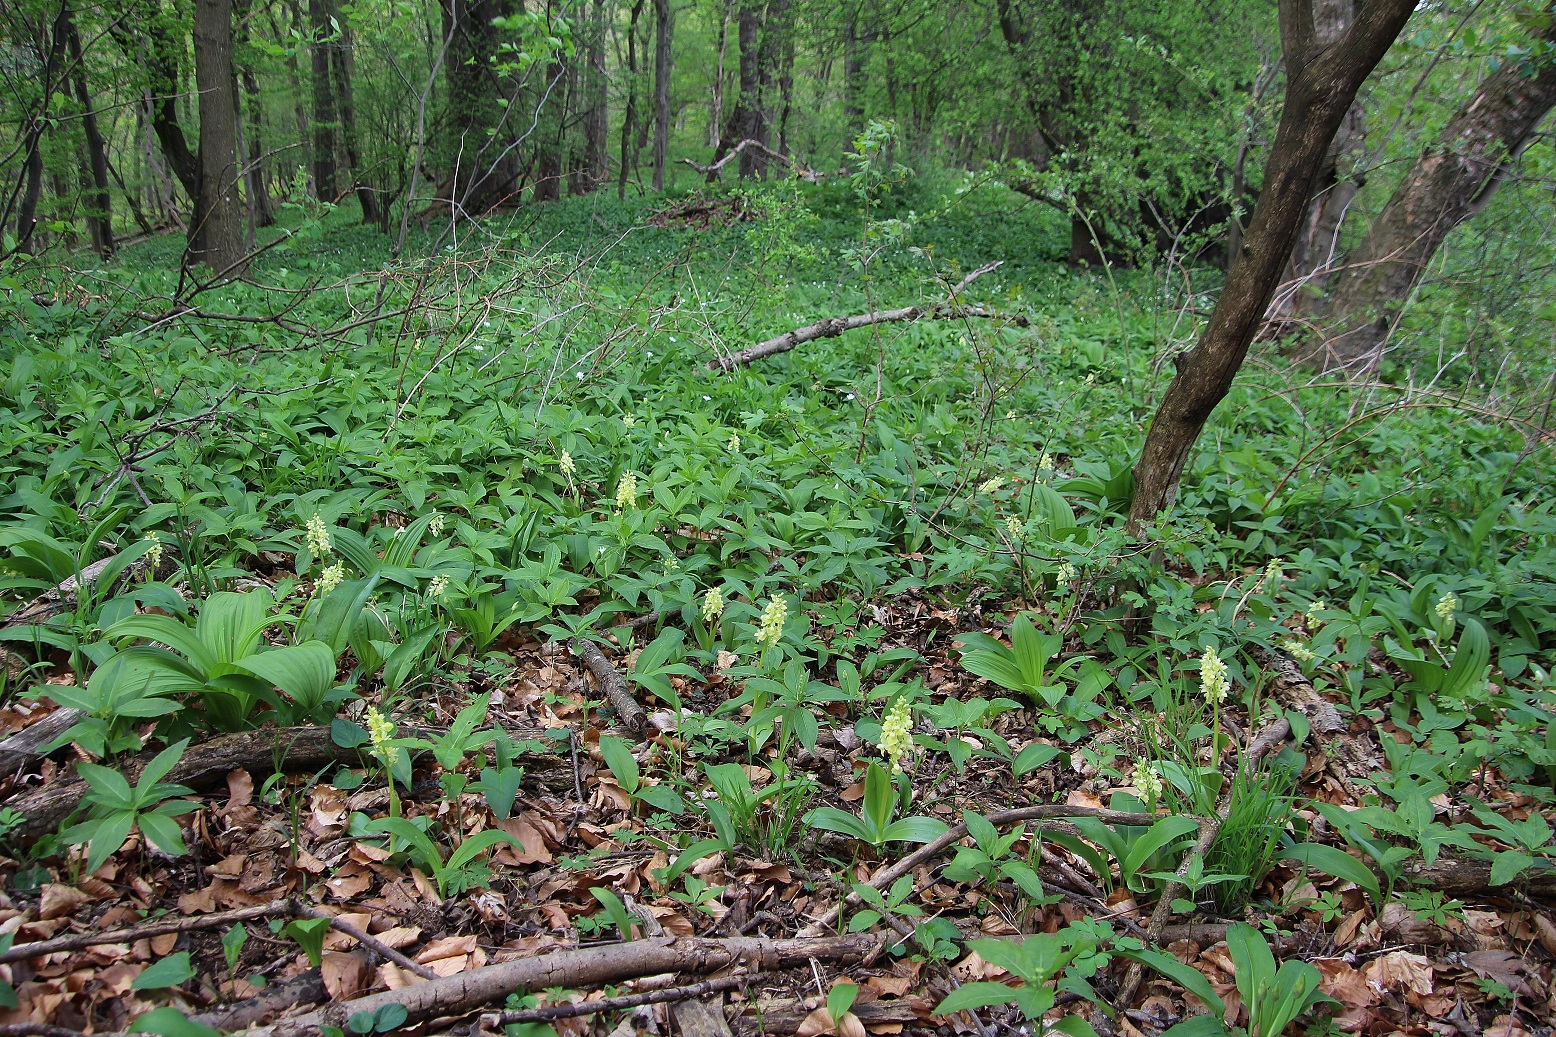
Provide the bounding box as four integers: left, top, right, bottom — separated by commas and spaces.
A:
192, 968, 327, 1030
238, 933, 882, 1037
571, 638, 648, 735
4, 722, 565, 841
0, 708, 85, 774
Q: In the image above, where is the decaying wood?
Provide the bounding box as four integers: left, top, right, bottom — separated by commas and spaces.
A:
672, 996, 736, 1037
1263, 647, 1377, 796
571, 638, 648, 734
1402, 855, 1556, 898
240, 934, 882, 1037
683, 138, 812, 178
0, 708, 85, 774
4, 722, 564, 841
191, 967, 327, 1030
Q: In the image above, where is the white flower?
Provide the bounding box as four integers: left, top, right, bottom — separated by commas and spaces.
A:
427, 574, 449, 600
1279, 638, 1316, 665
615, 472, 638, 509
1039, 453, 1054, 471
623, 413, 637, 428
701, 587, 725, 622
142, 533, 163, 574
428, 512, 445, 537
559, 451, 576, 478
1005, 515, 1023, 539
1056, 561, 1077, 584
979, 477, 1005, 494
1306, 600, 1327, 628
316, 562, 345, 598
1132, 762, 1164, 802
728, 433, 741, 452
1200, 647, 1229, 705
755, 597, 788, 650
305, 514, 332, 557
1435, 592, 1459, 620
880, 699, 914, 774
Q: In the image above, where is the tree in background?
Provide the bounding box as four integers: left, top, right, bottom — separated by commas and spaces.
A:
188, 0, 248, 274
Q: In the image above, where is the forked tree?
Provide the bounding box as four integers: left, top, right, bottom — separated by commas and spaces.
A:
1128, 0, 1416, 525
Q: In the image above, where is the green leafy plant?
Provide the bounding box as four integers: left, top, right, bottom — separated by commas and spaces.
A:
61, 738, 196, 874
956, 615, 1105, 739
806, 761, 948, 848
363, 817, 521, 897
598, 735, 685, 815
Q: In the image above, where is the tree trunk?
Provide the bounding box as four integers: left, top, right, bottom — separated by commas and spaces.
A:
444, 0, 519, 213
14, 145, 44, 255
711, 1, 765, 180
1269, 0, 1362, 321
277, 1, 314, 193
116, 2, 200, 202
65, 8, 114, 258
584, 0, 608, 189
1128, 0, 1416, 526
189, 0, 249, 276
651, 0, 671, 191
1303, 17, 1556, 375
710, 1, 734, 147
309, 0, 339, 201
330, 16, 383, 225
240, 67, 276, 227
11, 4, 70, 255
843, 2, 864, 134
619, 0, 644, 198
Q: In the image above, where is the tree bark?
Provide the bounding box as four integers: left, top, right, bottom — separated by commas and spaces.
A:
619, 0, 645, 197
329, 15, 383, 225
651, 0, 672, 191
240, 66, 276, 227
188, 0, 249, 275
710, 0, 734, 146
843, 1, 865, 134
443, 0, 519, 214
710, 1, 766, 180
116, 1, 200, 202
10, 4, 69, 255
1128, 0, 1416, 526
584, 0, 608, 189
1303, 17, 1556, 375
65, 7, 114, 258
309, 0, 340, 201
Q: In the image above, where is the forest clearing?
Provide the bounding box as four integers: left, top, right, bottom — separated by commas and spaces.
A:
2, 1, 1556, 1036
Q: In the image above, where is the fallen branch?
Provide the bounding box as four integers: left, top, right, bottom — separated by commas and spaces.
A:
798, 805, 1191, 937
684, 139, 813, 178
239, 934, 882, 1037
736, 997, 924, 1035
707, 305, 1030, 372
486, 972, 761, 1026
191, 967, 326, 1030
295, 903, 438, 981
1113, 816, 1222, 1008
0, 708, 85, 774
0, 900, 289, 965
4, 722, 565, 841
571, 638, 648, 735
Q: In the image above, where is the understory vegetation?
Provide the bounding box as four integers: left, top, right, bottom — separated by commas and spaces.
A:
1, 165, 1554, 1037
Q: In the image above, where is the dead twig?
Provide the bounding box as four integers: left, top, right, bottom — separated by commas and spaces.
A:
293, 904, 438, 981
571, 638, 648, 735
708, 305, 1030, 372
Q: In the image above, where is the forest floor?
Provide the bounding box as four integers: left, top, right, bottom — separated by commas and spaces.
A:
0, 181, 1552, 1037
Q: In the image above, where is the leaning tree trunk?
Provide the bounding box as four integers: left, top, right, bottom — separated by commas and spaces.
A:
66, 9, 114, 257
618, 0, 644, 197
583, 0, 608, 189
240, 67, 276, 227
710, 1, 765, 180
651, 0, 671, 191
1302, 18, 1556, 375
1128, 0, 1416, 526
188, 0, 249, 276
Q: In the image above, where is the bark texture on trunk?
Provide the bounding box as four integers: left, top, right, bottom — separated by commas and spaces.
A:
1304, 18, 1556, 374
189, 0, 249, 276
1128, 0, 1416, 526
309, 0, 340, 200
329, 18, 382, 226
240, 66, 276, 227
651, 0, 671, 191
443, 0, 519, 214
711, 1, 767, 180
115, 2, 200, 202
66, 8, 114, 257
583, 0, 608, 190
619, 0, 645, 197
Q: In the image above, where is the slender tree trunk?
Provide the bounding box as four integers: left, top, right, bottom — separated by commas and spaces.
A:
276, 2, 313, 193
14, 146, 44, 255
1303, 17, 1556, 375
584, 0, 607, 188
65, 8, 114, 257
309, 0, 340, 200
843, 2, 864, 134
11, 5, 69, 255
115, 2, 200, 201
619, 0, 644, 197
240, 67, 276, 227
1128, 0, 1416, 526
330, 18, 382, 225
711, 1, 764, 180
189, 0, 249, 275
775, 0, 794, 153
651, 0, 671, 190
710, 1, 733, 147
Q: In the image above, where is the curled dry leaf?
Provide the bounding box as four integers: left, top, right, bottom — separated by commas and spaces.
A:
1365, 950, 1434, 996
